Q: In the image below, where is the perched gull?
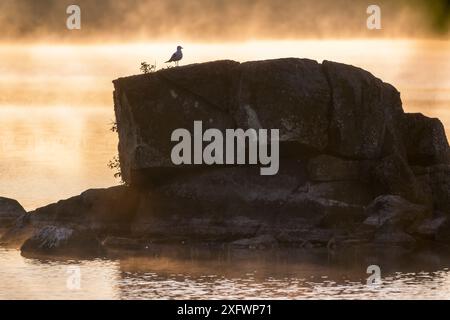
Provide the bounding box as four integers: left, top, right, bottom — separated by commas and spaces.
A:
165, 45, 183, 66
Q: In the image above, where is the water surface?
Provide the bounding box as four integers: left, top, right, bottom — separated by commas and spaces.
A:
1, 247, 450, 299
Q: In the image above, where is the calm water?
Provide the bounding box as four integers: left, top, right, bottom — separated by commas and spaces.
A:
0, 40, 449, 299
1, 247, 450, 300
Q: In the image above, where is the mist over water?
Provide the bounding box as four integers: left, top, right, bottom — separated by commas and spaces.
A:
0, 0, 448, 42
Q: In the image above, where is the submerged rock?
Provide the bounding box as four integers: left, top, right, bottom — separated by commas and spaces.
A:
20, 225, 102, 255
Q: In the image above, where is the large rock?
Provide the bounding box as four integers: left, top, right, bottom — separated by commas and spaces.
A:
113, 59, 333, 185
113, 58, 448, 188
4, 58, 450, 255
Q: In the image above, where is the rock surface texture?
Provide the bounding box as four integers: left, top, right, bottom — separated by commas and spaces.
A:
2, 59, 449, 254
0, 197, 26, 231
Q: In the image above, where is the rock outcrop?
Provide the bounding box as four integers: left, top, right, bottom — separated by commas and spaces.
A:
2, 58, 450, 255
0, 197, 26, 232
112, 58, 448, 206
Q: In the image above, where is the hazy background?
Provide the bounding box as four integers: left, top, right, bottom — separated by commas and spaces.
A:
0, 0, 448, 42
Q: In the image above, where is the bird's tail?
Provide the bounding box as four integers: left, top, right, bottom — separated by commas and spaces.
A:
165, 60, 171, 63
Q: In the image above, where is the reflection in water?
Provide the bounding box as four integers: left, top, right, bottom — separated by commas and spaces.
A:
1, 247, 450, 299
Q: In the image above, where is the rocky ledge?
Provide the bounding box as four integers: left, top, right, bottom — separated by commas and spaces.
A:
1, 58, 449, 255
0, 197, 26, 234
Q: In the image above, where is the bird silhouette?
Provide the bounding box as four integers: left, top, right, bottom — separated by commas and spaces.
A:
165, 46, 183, 66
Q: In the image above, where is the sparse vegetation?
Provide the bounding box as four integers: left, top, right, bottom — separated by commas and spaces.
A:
109, 120, 118, 132
140, 62, 156, 74
107, 155, 124, 183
